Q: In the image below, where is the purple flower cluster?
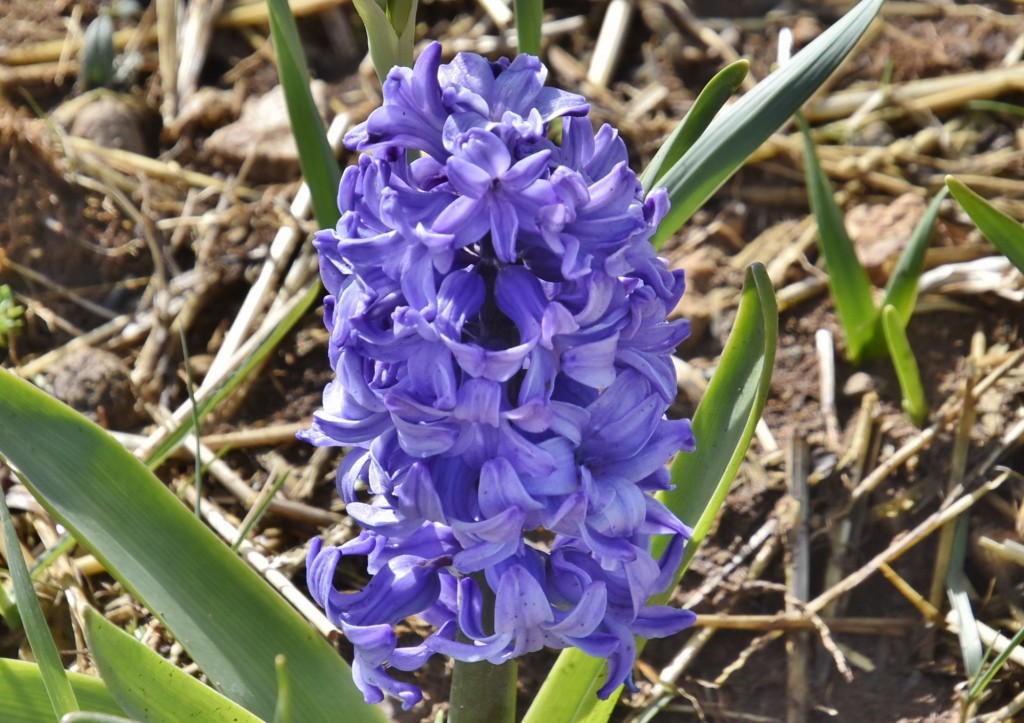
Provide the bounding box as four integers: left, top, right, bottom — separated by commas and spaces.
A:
302, 42, 696, 709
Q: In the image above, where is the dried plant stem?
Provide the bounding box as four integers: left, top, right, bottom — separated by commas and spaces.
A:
0, 0, 350, 66
205, 115, 349, 384
815, 330, 840, 450
145, 404, 340, 527
715, 474, 1007, 686
927, 335, 983, 615
694, 615, 918, 634
587, 0, 632, 88
785, 436, 811, 723
811, 473, 1008, 615
878, 562, 942, 623
648, 519, 779, 705
63, 137, 260, 198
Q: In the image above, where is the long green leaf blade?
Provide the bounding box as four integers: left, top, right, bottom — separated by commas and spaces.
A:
651, 0, 882, 246
0, 369, 385, 723
881, 305, 928, 426
0, 487, 79, 718
946, 175, 1024, 274
0, 659, 124, 723
524, 264, 778, 723
799, 116, 879, 364
881, 187, 949, 326
968, 626, 1024, 702
655, 262, 778, 584
640, 60, 749, 193
83, 607, 262, 723
266, 0, 341, 228
521, 651, 605, 723
513, 0, 543, 57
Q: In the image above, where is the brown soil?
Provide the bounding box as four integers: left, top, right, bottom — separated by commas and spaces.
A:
2, 1, 1024, 722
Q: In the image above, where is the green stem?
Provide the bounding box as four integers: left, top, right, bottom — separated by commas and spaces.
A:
448, 573, 517, 723
449, 657, 518, 723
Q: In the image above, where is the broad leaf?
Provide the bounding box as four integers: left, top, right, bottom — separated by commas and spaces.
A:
83, 607, 262, 723
641, 60, 749, 193
0, 659, 123, 723
0, 370, 385, 723
651, 0, 883, 246
352, 0, 419, 82
657, 263, 778, 583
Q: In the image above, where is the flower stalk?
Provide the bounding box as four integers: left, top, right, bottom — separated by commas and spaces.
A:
302, 42, 696, 711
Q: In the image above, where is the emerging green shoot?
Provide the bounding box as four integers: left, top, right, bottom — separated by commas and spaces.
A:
78, 14, 116, 89
881, 305, 928, 426
946, 175, 1024, 275
800, 121, 946, 425
799, 116, 879, 365
0, 284, 25, 359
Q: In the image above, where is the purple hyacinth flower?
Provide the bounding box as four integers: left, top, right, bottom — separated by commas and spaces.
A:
302, 42, 698, 708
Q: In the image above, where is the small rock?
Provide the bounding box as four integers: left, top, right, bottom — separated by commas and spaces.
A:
204, 81, 330, 182
49, 347, 140, 429
843, 371, 881, 396
67, 95, 147, 154
166, 86, 239, 138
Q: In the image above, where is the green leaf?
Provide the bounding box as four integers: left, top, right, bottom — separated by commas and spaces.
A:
266, 0, 341, 229
0, 369, 386, 723
524, 264, 778, 723
881, 187, 948, 326
640, 60, 749, 194
651, 0, 883, 246
273, 656, 291, 723
656, 262, 778, 587
0, 578, 21, 630
881, 305, 928, 426
513, 0, 543, 57
967, 626, 1024, 702
521, 651, 605, 723
78, 15, 116, 89
352, 0, 419, 82
82, 607, 263, 723
0, 659, 124, 723
946, 175, 1024, 275
799, 116, 879, 364
60, 714, 138, 723
1, 485, 79, 718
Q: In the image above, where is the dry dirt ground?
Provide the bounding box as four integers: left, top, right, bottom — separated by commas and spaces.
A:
2, 1, 1024, 721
